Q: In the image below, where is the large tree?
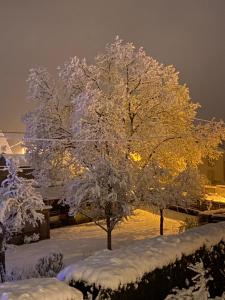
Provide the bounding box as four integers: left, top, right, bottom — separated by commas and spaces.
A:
24, 37, 224, 181
23, 37, 225, 233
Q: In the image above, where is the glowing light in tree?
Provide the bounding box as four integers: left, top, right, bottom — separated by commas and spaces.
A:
130, 152, 142, 162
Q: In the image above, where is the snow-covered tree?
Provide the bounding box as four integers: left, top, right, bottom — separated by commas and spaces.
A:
23, 67, 78, 187
0, 159, 46, 280
65, 158, 134, 250
24, 37, 225, 186
136, 164, 204, 235
23, 37, 225, 245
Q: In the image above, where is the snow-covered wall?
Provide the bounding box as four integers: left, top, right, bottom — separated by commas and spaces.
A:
58, 221, 225, 291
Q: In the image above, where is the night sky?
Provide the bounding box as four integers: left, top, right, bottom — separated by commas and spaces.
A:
0, 0, 225, 132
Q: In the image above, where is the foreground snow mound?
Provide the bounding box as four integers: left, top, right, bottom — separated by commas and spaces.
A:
0, 278, 83, 300
57, 221, 225, 290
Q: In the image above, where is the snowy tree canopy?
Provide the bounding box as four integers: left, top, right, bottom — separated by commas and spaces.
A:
0, 159, 46, 240
23, 37, 225, 186
135, 163, 205, 235
66, 158, 133, 219
65, 158, 134, 249
136, 164, 205, 210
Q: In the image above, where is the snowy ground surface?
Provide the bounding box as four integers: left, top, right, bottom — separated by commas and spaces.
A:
6, 209, 185, 274
0, 278, 83, 300
206, 193, 225, 203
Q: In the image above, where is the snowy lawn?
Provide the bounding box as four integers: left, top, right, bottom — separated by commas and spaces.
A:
6, 209, 184, 274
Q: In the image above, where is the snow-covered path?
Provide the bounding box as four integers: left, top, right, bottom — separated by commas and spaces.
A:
6, 209, 183, 273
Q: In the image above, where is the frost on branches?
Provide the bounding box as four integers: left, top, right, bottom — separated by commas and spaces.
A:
23, 67, 78, 187
65, 158, 134, 250
24, 37, 225, 187
0, 159, 46, 281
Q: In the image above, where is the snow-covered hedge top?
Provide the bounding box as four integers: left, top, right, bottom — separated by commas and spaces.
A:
0, 278, 83, 300
58, 222, 225, 290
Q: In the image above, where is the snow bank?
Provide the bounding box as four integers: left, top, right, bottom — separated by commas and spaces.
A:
0, 278, 83, 300
57, 221, 225, 290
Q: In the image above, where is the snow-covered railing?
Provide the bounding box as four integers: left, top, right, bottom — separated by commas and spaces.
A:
58, 222, 225, 299
0, 278, 83, 300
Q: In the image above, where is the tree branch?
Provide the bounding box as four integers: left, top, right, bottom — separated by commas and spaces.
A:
143, 136, 183, 168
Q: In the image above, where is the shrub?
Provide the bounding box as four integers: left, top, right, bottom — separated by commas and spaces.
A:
35, 252, 64, 277
24, 233, 40, 244
6, 252, 64, 281
68, 242, 225, 299
179, 218, 199, 233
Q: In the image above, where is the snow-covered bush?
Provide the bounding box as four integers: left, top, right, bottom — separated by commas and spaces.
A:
6, 252, 64, 281
24, 233, 40, 244
35, 252, 64, 277
58, 222, 225, 299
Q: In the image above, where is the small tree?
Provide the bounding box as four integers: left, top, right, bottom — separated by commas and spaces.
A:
65, 158, 134, 250
0, 159, 46, 281
136, 164, 204, 235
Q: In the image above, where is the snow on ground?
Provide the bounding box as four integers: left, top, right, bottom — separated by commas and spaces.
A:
0, 278, 83, 300
206, 193, 225, 203
6, 209, 183, 274
58, 221, 225, 291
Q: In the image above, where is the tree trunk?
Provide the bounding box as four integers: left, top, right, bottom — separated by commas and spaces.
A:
0, 252, 5, 283
0, 222, 6, 282
105, 201, 113, 250
160, 208, 164, 236
106, 216, 112, 250
107, 230, 112, 250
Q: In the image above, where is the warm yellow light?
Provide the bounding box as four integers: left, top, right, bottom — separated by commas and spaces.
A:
21, 147, 26, 155
130, 152, 142, 162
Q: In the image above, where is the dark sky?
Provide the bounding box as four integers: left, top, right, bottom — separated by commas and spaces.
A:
0, 0, 225, 132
